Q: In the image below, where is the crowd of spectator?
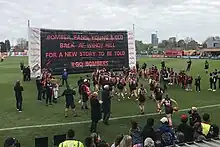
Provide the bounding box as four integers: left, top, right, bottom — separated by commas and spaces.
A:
4, 107, 219, 147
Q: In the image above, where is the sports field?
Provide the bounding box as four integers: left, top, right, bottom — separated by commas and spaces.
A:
0, 57, 220, 147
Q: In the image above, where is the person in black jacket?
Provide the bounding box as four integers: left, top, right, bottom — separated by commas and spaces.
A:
195, 75, 201, 92
90, 92, 102, 132
208, 73, 213, 91
22, 66, 28, 81
188, 107, 201, 127
20, 61, 24, 72
45, 80, 53, 106
141, 118, 156, 141
213, 71, 218, 91
102, 85, 111, 125
77, 77, 84, 101
26, 66, 31, 81
14, 80, 24, 112
60, 85, 77, 117
36, 76, 43, 101
177, 114, 194, 142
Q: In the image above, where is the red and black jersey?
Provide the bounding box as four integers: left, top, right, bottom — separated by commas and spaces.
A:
81, 84, 91, 96
163, 98, 172, 107
129, 79, 138, 89
110, 76, 117, 86
150, 82, 155, 91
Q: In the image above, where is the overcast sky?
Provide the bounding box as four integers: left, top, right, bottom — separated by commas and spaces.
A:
0, 0, 220, 44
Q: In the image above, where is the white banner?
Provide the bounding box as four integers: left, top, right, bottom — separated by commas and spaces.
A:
28, 27, 41, 78
127, 31, 136, 68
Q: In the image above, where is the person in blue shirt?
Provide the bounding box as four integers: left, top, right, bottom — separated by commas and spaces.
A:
62, 68, 68, 86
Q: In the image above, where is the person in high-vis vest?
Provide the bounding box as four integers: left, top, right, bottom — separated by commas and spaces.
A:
201, 113, 211, 137
59, 129, 84, 147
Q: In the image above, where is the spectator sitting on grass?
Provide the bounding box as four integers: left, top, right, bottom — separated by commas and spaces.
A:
91, 132, 101, 146
193, 122, 206, 141
201, 113, 219, 139
141, 118, 156, 141
129, 121, 143, 146
119, 135, 132, 147
144, 137, 155, 147
189, 107, 201, 127
177, 114, 194, 142
97, 141, 109, 147
159, 117, 175, 146
111, 134, 124, 147
201, 113, 212, 138
85, 136, 96, 147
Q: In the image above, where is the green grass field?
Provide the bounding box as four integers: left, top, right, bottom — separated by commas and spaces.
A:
0, 57, 220, 147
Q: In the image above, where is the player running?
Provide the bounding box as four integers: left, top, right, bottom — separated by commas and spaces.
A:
160, 94, 178, 127
154, 85, 164, 113
137, 84, 147, 114
128, 75, 138, 100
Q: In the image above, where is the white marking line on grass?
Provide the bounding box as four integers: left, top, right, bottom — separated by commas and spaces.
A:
0, 103, 220, 131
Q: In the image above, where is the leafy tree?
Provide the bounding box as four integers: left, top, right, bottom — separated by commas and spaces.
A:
16, 38, 27, 49
135, 40, 152, 53
4, 40, 11, 52
0, 42, 6, 52
186, 39, 198, 50
177, 39, 186, 48
158, 40, 169, 49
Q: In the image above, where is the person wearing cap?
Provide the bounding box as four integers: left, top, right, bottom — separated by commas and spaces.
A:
102, 85, 111, 125
60, 85, 77, 117
59, 129, 84, 147
90, 92, 102, 132
61, 68, 68, 86
159, 117, 175, 146
177, 114, 194, 142
188, 107, 201, 127
14, 80, 24, 112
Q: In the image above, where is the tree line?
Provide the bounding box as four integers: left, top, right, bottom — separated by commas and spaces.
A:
0, 38, 28, 52
135, 37, 207, 54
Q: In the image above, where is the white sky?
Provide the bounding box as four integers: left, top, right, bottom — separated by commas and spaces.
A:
0, 0, 220, 43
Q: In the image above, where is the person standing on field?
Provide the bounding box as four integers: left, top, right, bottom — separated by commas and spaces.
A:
62, 68, 68, 86
60, 85, 77, 117
204, 60, 209, 74
195, 75, 201, 92
14, 80, 24, 112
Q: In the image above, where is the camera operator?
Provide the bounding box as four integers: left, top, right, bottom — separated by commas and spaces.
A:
4, 137, 20, 147
188, 107, 201, 127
